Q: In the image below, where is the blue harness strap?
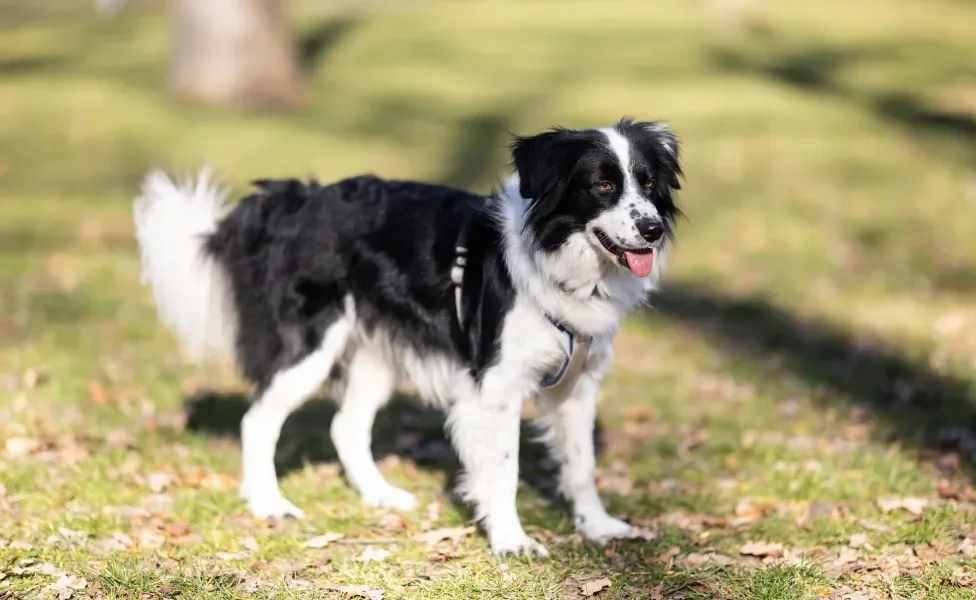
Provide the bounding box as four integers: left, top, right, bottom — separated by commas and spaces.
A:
539, 320, 592, 391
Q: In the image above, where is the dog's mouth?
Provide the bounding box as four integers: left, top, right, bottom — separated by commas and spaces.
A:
594, 229, 655, 278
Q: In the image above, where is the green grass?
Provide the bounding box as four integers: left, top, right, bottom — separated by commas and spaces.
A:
2, 0, 976, 598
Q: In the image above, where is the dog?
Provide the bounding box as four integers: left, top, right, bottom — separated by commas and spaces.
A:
132, 118, 682, 557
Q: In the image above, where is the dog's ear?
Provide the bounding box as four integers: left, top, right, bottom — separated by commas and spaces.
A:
510, 128, 585, 225
653, 125, 683, 192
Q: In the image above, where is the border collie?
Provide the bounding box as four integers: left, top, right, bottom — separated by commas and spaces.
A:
133, 118, 682, 557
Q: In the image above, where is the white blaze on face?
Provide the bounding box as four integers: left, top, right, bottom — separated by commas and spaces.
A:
586, 127, 661, 276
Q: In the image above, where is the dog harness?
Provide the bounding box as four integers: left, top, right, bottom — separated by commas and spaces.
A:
451, 212, 591, 393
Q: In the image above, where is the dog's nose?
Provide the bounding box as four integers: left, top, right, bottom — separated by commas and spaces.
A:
635, 217, 665, 243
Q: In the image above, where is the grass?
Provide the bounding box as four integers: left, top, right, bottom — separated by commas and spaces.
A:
2, 0, 976, 598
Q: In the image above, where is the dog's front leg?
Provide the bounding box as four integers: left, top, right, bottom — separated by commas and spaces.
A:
447, 380, 548, 558
537, 338, 634, 543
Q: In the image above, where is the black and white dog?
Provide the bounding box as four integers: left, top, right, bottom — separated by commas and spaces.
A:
133, 118, 682, 557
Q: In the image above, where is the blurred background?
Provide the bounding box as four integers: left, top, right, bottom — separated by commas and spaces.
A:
1, 0, 976, 594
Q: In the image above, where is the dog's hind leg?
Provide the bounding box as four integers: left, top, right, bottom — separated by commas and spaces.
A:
330, 348, 418, 511
239, 318, 351, 519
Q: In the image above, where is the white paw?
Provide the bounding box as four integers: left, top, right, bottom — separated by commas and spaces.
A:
490, 532, 550, 558
361, 485, 418, 511
245, 491, 306, 520
576, 512, 634, 543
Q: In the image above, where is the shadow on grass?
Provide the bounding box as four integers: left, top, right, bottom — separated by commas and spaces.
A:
297, 14, 361, 74
710, 35, 976, 169
184, 389, 604, 512
646, 279, 976, 467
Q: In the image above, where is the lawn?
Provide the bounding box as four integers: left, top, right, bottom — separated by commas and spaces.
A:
2, 0, 976, 598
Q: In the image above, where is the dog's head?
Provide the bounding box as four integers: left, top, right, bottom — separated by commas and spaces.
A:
511, 118, 682, 278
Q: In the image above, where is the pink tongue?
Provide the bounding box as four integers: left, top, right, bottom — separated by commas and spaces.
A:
624, 251, 654, 277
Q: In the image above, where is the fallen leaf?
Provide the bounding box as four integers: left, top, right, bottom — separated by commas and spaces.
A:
146, 472, 173, 493
95, 532, 134, 553
579, 577, 611, 597
938, 453, 962, 472
58, 527, 87, 545
413, 526, 476, 547
647, 547, 680, 564
595, 461, 633, 496
807, 502, 839, 520
5, 436, 40, 458
876, 496, 930, 516
21, 368, 44, 389
379, 513, 407, 531
740, 541, 783, 558
184, 471, 236, 491
133, 528, 165, 549
104, 430, 135, 449
303, 532, 344, 549
119, 456, 141, 475
322, 584, 384, 600
732, 497, 768, 525
88, 381, 111, 405
163, 522, 190, 538
355, 546, 391, 563
857, 519, 891, 533
678, 429, 709, 458
626, 405, 655, 422
849, 533, 868, 548
678, 552, 737, 568
913, 543, 941, 563
44, 574, 88, 600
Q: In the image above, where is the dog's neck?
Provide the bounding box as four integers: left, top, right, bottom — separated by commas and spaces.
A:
490, 174, 661, 337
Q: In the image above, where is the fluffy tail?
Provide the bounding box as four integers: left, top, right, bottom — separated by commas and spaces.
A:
133, 168, 238, 364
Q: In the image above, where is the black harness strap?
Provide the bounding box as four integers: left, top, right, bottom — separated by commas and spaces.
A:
451, 213, 590, 390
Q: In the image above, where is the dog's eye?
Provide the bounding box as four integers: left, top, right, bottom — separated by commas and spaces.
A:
643, 181, 654, 190
597, 182, 614, 192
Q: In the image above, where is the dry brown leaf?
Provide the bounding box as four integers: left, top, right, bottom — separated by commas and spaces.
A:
807, 502, 839, 520
146, 472, 174, 493
133, 528, 165, 549
625, 405, 655, 422
740, 541, 783, 558
303, 532, 344, 549
647, 546, 680, 564
5, 436, 40, 458
579, 577, 611, 597
678, 429, 709, 458
595, 461, 634, 496
95, 532, 134, 553
323, 584, 384, 600
355, 546, 391, 563
58, 527, 87, 545
45, 574, 89, 600
876, 496, 930, 516
857, 519, 891, 533
379, 513, 407, 531
958, 537, 976, 557
732, 497, 768, 526
912, 543, 942, 563
848, 533, 868, 548
413, 526, 476, 547
678, 552, 737, 568
87, 381, 111, 406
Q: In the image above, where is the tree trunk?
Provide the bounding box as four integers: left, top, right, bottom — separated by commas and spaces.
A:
167, 0, 304, 110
